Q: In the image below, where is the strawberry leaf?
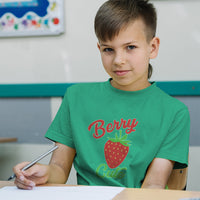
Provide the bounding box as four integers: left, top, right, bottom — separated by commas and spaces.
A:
121, 142, 130, 147
121, 135, 128, 140
119, 130, 122, 138
122, 140, 131, 144
107, 130, 131, 146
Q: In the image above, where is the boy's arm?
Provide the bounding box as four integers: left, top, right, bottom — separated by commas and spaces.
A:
141, 158, 174, 189
48, 142, 76, 183
14, 142, 76, 189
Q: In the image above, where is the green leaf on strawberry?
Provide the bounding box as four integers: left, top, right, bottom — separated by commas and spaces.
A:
108, 130, 131, 147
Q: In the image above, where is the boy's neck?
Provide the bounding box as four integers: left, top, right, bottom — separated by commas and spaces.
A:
110, 79, 151, 92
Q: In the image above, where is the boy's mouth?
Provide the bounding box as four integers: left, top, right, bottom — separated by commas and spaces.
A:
114, 70, 130, 76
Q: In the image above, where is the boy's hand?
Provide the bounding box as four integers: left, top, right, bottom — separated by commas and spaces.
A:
13, 162, 49, 190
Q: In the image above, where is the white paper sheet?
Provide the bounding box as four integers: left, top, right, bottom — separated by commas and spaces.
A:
0, 186, 124, 200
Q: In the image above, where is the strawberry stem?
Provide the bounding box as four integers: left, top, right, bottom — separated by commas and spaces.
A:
108, 130, 131, 146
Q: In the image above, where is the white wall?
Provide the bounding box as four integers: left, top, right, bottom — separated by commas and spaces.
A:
151, 0, 200, 81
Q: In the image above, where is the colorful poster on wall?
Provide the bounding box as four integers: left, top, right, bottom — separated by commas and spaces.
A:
0, 0, 64, 37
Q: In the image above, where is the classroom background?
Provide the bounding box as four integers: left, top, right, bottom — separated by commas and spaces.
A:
0, 0, 200, 191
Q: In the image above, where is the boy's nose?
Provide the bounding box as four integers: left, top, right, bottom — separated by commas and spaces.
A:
113, 51, 126, 65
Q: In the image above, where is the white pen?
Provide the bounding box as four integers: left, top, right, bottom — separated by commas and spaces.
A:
8, 145, 58, 181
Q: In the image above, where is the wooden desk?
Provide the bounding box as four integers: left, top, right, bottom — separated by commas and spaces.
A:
1, 181, 200, 200
113, 188, 200, 200
0, 137, 17, 143
0, 181, 15, 188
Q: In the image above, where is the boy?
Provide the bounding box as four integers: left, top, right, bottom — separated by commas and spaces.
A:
13, 0, 190, 190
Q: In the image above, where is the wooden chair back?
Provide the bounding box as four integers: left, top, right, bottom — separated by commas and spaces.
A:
167, 167, 188, 190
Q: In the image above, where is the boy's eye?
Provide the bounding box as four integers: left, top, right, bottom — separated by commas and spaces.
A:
127, 45, 136, 50
103, 48, 113, 52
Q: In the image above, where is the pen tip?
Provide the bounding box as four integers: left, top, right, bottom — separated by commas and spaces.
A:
7, 174, 15, 181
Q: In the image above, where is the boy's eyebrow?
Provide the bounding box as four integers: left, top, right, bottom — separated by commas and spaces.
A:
99, 43, 109, 47
123, 41, 137, 46
99, 41, 137, 47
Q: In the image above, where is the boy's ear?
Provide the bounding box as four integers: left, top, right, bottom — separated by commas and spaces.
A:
149, 37, 160, 59
97, 42, 101, 50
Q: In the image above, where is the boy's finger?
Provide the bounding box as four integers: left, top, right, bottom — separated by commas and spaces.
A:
21, 164, 40, 177
13, 161, 30, 175
14, 176, 35, 190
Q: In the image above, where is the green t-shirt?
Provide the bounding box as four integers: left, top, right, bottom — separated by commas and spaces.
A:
45, 80, 190, 188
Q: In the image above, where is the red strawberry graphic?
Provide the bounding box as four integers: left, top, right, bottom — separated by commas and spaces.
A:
104, 130, 131, 169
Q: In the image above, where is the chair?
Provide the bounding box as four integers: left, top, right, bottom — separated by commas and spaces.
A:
167, 167, 188, 190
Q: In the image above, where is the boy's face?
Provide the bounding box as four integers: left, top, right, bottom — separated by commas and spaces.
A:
97, 18, 160, 91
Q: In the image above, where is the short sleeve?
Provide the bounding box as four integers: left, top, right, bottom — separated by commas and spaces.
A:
156, 107, 190, 169
45, 89, 75, 148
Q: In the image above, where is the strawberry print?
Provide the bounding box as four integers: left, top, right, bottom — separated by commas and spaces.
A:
104, 130, 131, 169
